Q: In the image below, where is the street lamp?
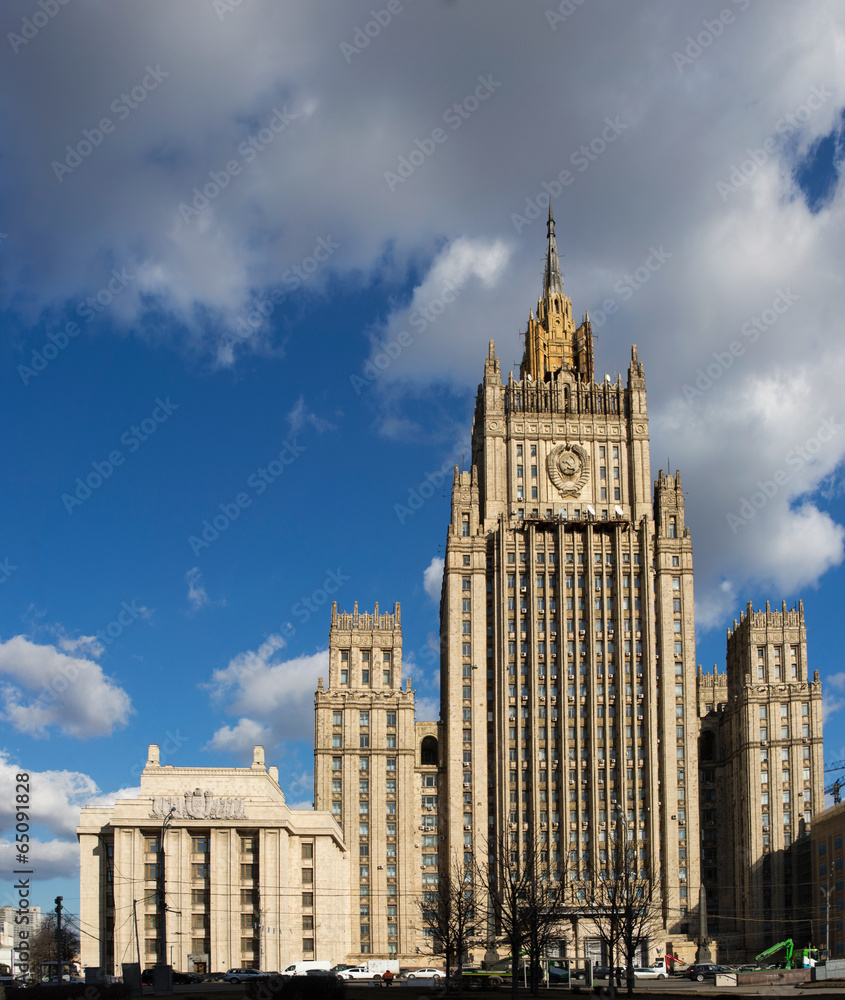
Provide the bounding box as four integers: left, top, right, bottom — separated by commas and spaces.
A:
821, 883, 830, 960
158, 807, 175, 969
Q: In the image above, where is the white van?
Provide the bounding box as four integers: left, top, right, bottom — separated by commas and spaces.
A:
280, 961, 333, 976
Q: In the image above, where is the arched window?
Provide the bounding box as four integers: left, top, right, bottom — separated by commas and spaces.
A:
421, 735, 438, 766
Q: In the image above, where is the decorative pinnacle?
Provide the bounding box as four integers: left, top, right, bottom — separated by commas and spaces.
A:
543, 202, 564, 298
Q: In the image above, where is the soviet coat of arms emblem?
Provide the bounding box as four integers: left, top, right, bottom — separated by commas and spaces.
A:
547, 443, 590, 496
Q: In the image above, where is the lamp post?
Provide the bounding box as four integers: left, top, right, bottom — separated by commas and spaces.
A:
158, 807, 175, 969
821, 881, 830, 960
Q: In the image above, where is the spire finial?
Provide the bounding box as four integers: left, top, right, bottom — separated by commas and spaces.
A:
544, 203, 564, 297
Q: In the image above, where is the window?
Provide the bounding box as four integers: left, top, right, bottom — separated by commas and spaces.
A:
386, 711, 396, 726
301, 843, 313, 859
240, 864, 255, 880
191, 836, 208, 854
302, 938, 314, 952
239, 889, 253, 905
193, 889, 208, 905
302, 868, 313, 884
144, 836, 160, 854
302, 915, 314, 931
191, 863, 208, 880
332, 756, 342, 771
302, 892, 313, 907
332, 710, 342, 725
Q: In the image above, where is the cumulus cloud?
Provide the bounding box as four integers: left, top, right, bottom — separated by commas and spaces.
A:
205, 717, 272, 760
203, 636, 328, 746
0, 750, 141, 848
423, 557, 444, 602
0, 838, 80, 881
0, 635, 133, 738
2, 0, 845, 629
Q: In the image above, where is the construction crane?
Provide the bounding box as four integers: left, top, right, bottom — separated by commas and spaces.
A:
824, 760, 845, 804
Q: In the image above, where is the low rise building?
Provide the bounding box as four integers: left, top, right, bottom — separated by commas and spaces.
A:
77, 745, 349, 974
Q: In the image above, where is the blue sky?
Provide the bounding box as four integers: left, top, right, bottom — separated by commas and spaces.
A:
1, 0, 845, 936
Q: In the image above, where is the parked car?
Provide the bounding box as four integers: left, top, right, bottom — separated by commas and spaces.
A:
592, 966, 626, 981
686, 963, 727, 982
0, 976, 26, 990
223, 968, 268, 983
633, 965, 668, 980
141, 970, 201, 986
403, 968, 445, 980
336, 966, 384, 981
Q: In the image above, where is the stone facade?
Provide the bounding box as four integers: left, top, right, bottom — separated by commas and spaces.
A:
77, 745, 349, 974
313, 602, 442, 964
696, 601, 823, 958
433, 209, 703, 963
811, 802, 845, 959
79, 211, 828, 972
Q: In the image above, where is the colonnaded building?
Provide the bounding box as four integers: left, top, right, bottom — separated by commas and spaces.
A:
79, 210, 825, 973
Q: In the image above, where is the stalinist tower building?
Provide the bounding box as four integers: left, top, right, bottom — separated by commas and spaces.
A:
438, 207, 700, 963
311, 208, 823, 967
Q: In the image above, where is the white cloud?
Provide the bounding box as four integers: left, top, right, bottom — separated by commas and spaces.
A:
205, 718, 272, 760
186, 567, 211, 611
0, 635, 133, 738
414, 695, 439, 723
287, 395, 336, 437
423, 557, 444, 602
0, 838, 80, 881
1, 0, 844, 629
185, 567, 224, 612
203, 636, 328, 745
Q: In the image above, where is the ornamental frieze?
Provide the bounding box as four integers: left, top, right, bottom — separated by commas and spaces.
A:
150, 789, 246, 820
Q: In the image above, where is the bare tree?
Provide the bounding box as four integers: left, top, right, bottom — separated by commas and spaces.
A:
29, 914, 80, 982
417, 854, 477, 986
569, 820, 658, 999
477, 832, 570, 999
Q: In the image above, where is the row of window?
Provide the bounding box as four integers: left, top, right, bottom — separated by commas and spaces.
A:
332, 710, 397, 727
331, 756, 396, 770
333, 734, 397, 748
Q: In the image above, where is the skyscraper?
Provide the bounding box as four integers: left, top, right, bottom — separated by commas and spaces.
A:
437, 205, 700, 963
